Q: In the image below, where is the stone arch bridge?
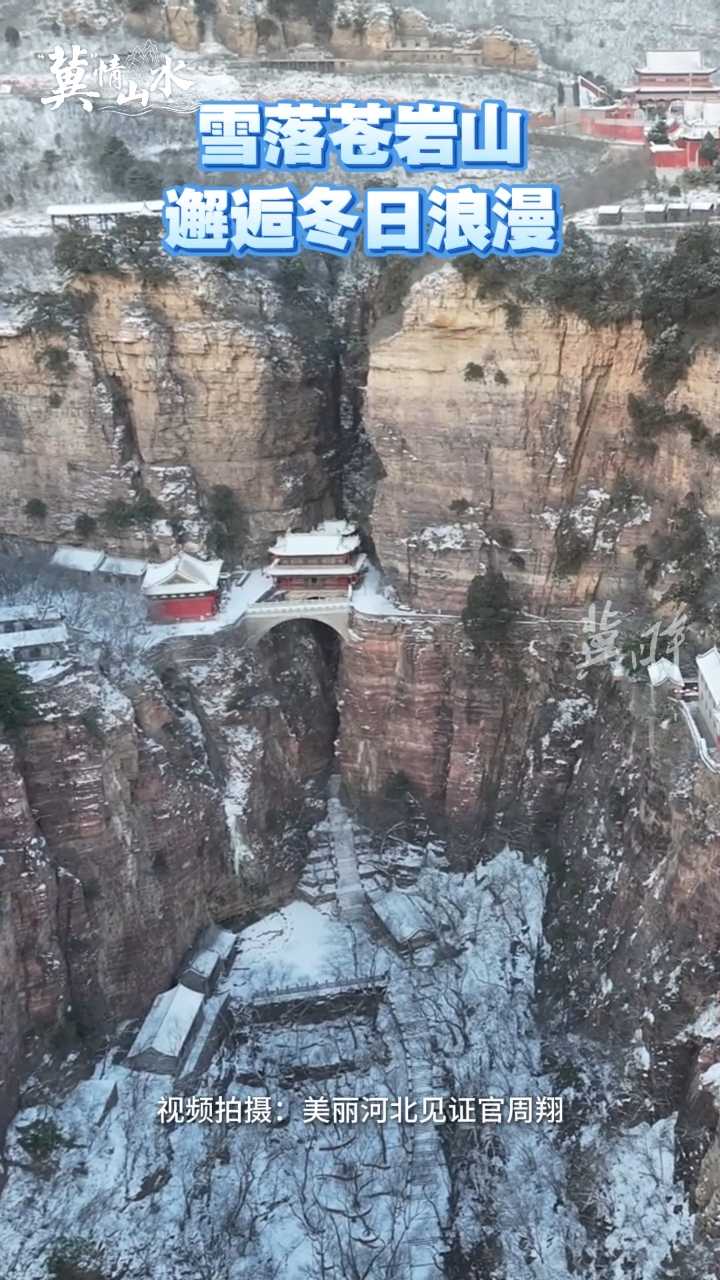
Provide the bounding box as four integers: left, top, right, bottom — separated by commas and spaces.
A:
242, 598, 353, 646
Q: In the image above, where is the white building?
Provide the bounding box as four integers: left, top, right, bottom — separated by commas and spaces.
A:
127, 984, 205, 1074
179, 925, 238, 994
99, 555, 148, 582
696, 647, 720, 747
47, 199, 163, 230
51, 546, 106, 574
647, 657, 684, 688
0, 609, 69, 662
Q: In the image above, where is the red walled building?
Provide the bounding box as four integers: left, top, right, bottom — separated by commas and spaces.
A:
650, 136, 712, 170
142, 552, 223, 623
267, 520, 368, 599
578, 107, 648, 143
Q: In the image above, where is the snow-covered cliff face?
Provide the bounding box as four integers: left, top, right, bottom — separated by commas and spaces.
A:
0, 842, 708, 1280
414, 0, 720, 80
2, 0, 717, 80
5, 10, 720, 1272
0, 250, 340, 557
0, 623, 340, 1133
363, 267, 718, 616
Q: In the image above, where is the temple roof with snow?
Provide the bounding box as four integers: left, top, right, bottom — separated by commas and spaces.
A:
100, 555, 148, 578
647, 657, 683, 688
0, 624, 68, 652
697, 647, 720, 704
51, 546, 106, 573
127, 984, 204, 1066
142, 552, 223, 597
624, 50, 720, 98
269, 519, 361, 559
638, 51, 711, 75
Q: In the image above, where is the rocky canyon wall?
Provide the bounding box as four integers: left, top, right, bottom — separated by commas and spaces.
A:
119, 1, 539, 65
0, 666, 226, 1132
364, 266, 720, 613
0, 262, 337, 558
338, 609, 592, 845
332, 261, 720, 833
0, 621, 339, 1134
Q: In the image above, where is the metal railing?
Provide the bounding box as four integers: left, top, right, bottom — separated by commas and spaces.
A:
679, 701, 720, 774
240, 975, 388, 1006
245, 599, 350, 617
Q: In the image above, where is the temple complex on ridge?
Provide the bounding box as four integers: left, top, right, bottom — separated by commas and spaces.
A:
266, 520, 368, 599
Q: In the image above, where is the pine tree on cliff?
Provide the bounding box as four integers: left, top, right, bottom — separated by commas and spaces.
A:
462, 571, 516, 648
0, 657, 37, 733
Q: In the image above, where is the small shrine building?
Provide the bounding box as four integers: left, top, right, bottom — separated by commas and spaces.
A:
266, 520, 367, 599
142, 552, 223, 622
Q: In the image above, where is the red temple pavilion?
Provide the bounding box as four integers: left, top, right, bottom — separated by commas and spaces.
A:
623, 51, 720, 106
266, 520, 368, 599
142, 552, 223, 622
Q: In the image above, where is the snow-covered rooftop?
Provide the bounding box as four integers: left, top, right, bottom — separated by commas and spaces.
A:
47, 200, 163, 218
0, 624, 68, 651
640, 51, 707, 75
0, 606, 61, 623
51, 546, 105, 573
142, 553, 223, 597
183, 949, 221, 980
270, 519, 360, 559
697, 647, 720, 704
371, 889, 434, 946
200, 923, 237, 962
647, 657, 683, 687
127, 984, 204, 1064
99, 555, 148, 578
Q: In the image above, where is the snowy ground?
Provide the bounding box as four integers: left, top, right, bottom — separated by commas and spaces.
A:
0, 842, 694, 1279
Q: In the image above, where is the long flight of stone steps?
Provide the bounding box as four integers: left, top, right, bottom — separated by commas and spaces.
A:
388, 969, 448, 1278
295, 836, 338, 908
297, 778, 447, 1276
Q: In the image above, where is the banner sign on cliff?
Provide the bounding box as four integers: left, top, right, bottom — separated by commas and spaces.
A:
161, 99, 563, 260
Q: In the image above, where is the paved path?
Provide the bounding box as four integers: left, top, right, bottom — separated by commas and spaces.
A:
327, 778, 367, 921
